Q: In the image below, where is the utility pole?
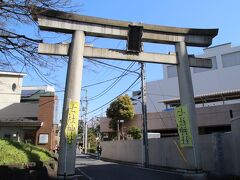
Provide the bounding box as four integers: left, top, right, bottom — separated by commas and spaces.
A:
117, 120, 120, 140
84, 89, 88, 153
80, 99, 85, 151
141, 62, 149, 168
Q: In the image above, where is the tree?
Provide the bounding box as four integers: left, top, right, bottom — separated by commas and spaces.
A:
127, 126, 141, 140
106, 95, 134, 130
0, 0, 76, 83
87, 127, 97, 153
77, 119, 84, 143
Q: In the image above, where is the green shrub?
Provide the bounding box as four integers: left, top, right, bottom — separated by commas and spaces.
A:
127, 126, 142, 140
88, 148, 96, 153
0, 138, 54, 165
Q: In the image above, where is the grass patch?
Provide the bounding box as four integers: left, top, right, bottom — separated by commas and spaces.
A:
0, 138, 54, 165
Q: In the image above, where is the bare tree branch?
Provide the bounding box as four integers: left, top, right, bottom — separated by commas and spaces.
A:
0, 0, 78, 85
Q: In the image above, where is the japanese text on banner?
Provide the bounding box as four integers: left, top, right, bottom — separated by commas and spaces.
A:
65, 101, 79, 144
175, 106, 193, 147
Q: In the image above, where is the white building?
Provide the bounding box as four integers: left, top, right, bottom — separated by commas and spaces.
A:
134, 43, 240, 113
0, 71, 26, 110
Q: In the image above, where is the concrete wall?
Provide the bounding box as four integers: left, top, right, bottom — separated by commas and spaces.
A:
101, 132, 237, 175
101, 140, 142, 164
231, 116, 240, 176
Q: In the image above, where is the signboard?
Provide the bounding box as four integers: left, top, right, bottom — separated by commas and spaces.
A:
175, 106, 193, 147
65, 101, 79, 144
39, 134, 49, 144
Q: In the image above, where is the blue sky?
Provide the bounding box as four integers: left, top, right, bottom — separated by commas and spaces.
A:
22, 0, 240, 121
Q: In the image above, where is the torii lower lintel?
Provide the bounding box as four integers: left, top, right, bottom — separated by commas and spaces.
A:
38, 43, 213, 68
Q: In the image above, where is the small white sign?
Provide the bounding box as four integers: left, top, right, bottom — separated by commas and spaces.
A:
39, 134, 49, 144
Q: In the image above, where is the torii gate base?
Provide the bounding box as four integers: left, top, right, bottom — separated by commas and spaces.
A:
33, 7, 218, 179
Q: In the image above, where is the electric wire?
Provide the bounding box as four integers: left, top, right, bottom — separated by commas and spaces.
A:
87, 58, 140, 76
82, 72, 136, 88
52, 64, 140, 93
87, 62, 138, 101
90, 39, 124, 82
86, 59, 118, 82
87, 62, 135, 100
83, 76, 141, 116
54, 71, 137, 93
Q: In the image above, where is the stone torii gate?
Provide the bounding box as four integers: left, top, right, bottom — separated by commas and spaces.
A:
33, 8, 218, 178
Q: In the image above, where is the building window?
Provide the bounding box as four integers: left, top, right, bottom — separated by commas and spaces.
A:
4, 134, 11, 139
24, 131, 36, 144
222, 51, 240, 68
167, 65, 177, 78
193, 56, 217, 73
55, 129, 59, 136
38, 134, 49, 144
12, 83, 17, 92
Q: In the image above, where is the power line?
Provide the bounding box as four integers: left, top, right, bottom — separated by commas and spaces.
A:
84, 76, 141, 116
87, 58, 140, 76
54, 71, 135, 93
0, 64, 140, 98
88, 62, 138, 101
82, 70, 137, 89
88, 62, 136, 100
47, 60, 141, 94
0, 69, 139, 96
86, 59, 125, 74
87, 40, 125, 82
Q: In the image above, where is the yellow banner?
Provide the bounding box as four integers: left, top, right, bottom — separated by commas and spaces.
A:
65, 101, 79, 144
175, 106, 193, 147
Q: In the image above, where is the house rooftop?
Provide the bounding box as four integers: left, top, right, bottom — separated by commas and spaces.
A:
0, 117, 42, 127
0, 71, 26, 76
0, 103, 39, 118
159, 89, 240, 106
21, 86, 55, 101
22, 86, 55, 92
204, 42, 231, 50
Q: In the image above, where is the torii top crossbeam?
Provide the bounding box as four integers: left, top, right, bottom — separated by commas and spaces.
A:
33, 7, 218, 47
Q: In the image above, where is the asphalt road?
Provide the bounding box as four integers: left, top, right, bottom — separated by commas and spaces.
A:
75, 154, 185, 180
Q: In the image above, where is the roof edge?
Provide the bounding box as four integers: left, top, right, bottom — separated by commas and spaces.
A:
0, 71, 26, 76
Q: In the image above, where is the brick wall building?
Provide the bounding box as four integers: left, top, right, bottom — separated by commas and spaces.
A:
36, 95, 58, 151
0, 72, 59, 152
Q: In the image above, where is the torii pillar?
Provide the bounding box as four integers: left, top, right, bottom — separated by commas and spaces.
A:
58, 30, 85, 177
176, 41, 200, 169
